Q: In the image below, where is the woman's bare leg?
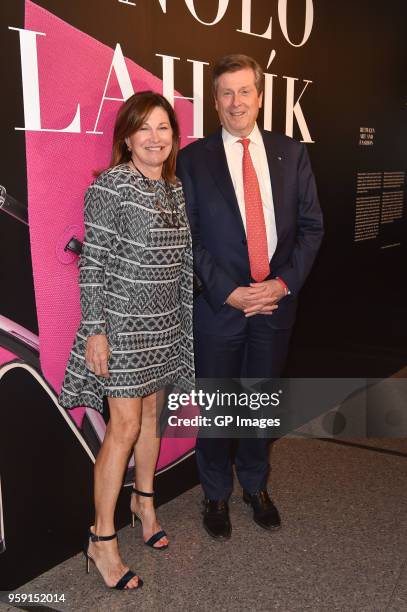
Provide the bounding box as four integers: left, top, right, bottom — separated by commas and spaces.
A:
89, 397, 142, 588
131, 389, 168, 548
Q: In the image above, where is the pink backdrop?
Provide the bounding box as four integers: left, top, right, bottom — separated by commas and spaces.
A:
24, 0, 196, 469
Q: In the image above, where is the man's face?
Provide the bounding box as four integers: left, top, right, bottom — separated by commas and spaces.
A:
214, 67, 263, 138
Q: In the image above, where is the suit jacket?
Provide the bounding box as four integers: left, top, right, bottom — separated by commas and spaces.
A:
177, 127, 324, 336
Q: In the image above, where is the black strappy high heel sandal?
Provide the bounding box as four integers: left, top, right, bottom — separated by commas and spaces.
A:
84, 529, 143, 590
130, 488, 168, 550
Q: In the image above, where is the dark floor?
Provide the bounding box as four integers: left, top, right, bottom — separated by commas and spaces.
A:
2, 436, 407, 612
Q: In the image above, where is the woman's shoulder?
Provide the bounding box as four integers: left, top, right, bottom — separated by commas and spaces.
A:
173, 176, 186, 199
89, 167, 117, 190
172, 176, 184, 191
89, 164, 136, 192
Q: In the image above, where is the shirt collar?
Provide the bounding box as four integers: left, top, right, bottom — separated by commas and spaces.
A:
222, 123, 262, 147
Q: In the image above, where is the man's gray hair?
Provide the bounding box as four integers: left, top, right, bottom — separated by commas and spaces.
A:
212, 54, 264, 95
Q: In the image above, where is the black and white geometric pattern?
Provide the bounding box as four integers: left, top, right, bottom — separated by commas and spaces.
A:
59, 164, 194, 413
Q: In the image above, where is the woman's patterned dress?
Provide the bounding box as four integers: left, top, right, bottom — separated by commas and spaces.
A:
59, 164, 194, 413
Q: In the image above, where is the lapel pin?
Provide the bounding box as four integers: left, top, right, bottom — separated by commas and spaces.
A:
277, 156, 282, 161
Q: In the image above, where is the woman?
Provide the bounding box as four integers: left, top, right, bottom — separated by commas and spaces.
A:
59, 91, 194, 590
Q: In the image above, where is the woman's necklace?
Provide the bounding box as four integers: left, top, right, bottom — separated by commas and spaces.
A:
128, 158, 180, 228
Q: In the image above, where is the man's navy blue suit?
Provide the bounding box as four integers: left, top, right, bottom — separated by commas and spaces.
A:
177, 127, 323, 500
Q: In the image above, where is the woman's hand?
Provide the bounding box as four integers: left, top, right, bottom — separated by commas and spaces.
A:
85, 334, 110, 377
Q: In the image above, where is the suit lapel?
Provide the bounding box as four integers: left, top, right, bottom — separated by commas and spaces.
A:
262, 130, 285, 243
204, 129, 246, 237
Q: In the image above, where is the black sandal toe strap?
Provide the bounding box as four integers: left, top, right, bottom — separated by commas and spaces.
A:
145, 530, 167, 547
115, 570, 140, 590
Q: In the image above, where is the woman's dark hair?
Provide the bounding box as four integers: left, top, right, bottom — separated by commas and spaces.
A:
104, 91, 180, 183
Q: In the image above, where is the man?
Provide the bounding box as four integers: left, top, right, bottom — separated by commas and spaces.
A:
177, 54, 323, 539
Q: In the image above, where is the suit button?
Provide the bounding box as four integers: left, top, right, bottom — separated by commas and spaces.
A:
242, 239, 247, 245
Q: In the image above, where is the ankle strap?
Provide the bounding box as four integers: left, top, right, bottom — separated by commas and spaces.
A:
132, 487, 155, 497
89, 530, 117, 542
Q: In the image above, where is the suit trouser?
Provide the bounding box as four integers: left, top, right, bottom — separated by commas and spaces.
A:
194, 316, 291, 500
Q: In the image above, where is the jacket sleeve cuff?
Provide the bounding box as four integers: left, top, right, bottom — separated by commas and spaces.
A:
274, 276, 290, 295
80, 321, 106, 336
204, 275, 238, 313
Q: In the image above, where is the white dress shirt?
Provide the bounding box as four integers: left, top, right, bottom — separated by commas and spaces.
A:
222, 123, 277, 261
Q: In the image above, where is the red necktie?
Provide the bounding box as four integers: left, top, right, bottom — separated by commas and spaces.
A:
239, 138, 270, 282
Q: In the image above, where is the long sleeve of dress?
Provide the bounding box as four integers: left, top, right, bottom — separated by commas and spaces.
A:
179, 238, 194, 385
79, 172, 120, 337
